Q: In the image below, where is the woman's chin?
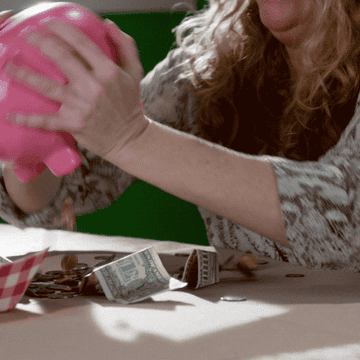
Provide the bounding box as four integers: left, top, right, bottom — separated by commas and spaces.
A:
269, 23, 307, 48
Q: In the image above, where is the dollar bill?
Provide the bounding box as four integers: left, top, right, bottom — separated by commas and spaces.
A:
94, 247, 187, 304
181, 249, 219, 289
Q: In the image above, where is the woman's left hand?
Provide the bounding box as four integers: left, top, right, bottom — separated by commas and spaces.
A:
5, 19, 149, 161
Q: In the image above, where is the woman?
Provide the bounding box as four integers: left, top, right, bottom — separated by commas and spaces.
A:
1, 0, 360, 271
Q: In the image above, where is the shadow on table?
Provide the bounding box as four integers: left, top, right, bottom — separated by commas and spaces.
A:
0, 294, 194, 325
0, 296, 93, 325
86, 295, 195, 310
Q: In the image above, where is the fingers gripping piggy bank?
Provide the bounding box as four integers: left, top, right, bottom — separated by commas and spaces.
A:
0, 2, 119, 182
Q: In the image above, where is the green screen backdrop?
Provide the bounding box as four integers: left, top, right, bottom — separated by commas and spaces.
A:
0, 2, 211, 246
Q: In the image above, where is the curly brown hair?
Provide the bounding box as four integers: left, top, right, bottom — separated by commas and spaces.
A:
164, 0, 360, 161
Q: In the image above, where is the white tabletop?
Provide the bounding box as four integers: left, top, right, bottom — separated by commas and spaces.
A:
1, 224, 360, 360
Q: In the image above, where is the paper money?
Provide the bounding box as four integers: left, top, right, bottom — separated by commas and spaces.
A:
181, 249, 219, 289
94, 247, 187, 304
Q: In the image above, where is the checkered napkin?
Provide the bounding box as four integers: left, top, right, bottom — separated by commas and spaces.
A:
0, 248, 49, 313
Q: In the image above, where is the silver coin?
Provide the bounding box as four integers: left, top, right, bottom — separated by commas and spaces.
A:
220, 296, 247, 302
48, 293, 74, 299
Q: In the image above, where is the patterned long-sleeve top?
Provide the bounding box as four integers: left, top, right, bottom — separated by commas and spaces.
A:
1, 46, 360, 272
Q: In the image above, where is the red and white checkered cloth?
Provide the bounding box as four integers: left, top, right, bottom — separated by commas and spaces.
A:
0, 248, 49, 313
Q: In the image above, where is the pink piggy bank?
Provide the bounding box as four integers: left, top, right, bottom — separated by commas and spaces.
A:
0, 2, 119, 182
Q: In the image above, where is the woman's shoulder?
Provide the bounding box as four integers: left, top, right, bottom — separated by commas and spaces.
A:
320, 92, 360, 162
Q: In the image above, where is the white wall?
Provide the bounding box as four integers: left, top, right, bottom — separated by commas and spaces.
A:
1, 0, 197, 14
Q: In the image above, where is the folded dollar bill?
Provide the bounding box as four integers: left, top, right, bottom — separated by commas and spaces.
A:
94, 247, 188, 304
181, 249, 219, 289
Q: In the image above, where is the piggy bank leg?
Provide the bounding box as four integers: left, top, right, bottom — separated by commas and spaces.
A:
13, 162, 47, 183
45, 148, 83, 177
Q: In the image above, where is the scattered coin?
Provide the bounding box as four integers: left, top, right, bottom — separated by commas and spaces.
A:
285, 274, 305, 277
61, 254, 78, 271
73, 264, 88, 272
45, 271, 64, 277
35, 275, 56, 282
55, 279, 80, 287
26, 256, 121, 300
48, 294, 74, 299
36, 288, 56, 295
46, 284, 72, 291
94, 254, 116, 262
220, 296, 247, 302
239, 254, 257, 270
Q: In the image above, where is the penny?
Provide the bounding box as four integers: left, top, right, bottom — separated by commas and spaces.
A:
35, 288, 56, 295
35, 275, 56, 282
94, 254, 116, 261
55, 279, 80, 287
60, 292, 78, 296
46, 284, 71, 291
61, 254, 78, 271
61, 287, 79, 292
238, 254, 258, 270
61, 199, 76, 232
285, 274, 305, 277
220, 296, 247, 302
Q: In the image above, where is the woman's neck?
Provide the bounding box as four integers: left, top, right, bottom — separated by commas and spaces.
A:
286, 46, 302, 82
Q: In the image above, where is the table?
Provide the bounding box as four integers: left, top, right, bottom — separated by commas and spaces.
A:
1, 224, 360, 360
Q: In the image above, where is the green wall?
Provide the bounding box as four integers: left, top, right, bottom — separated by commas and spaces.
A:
0, 3, 211, 246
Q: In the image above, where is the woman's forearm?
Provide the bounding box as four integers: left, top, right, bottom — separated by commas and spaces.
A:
3, 163, 63, 214
108, 117, 289, 247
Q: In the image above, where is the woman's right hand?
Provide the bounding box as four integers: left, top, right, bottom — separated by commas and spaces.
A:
0, 10, 13, 26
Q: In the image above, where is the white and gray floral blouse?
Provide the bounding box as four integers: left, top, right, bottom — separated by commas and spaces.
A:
1, 46, 360, 272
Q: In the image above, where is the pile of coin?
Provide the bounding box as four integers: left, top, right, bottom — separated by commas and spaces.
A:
25, 253, 116, 299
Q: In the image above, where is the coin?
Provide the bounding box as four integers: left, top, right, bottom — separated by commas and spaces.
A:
73, 264, 88, 272
61, 254, 78, 271
220, 296, 247, 302
46, 284, 72, 291
45, 271, 64, 276
48, 294, 74, 299
285, 274, 305, 277
35, 275, 56, 282
94, 255, 111, 260
55, 279, 80, 287
35, 288, 56, 295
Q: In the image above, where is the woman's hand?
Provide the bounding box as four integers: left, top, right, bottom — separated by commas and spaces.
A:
4, 19, 149, 162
